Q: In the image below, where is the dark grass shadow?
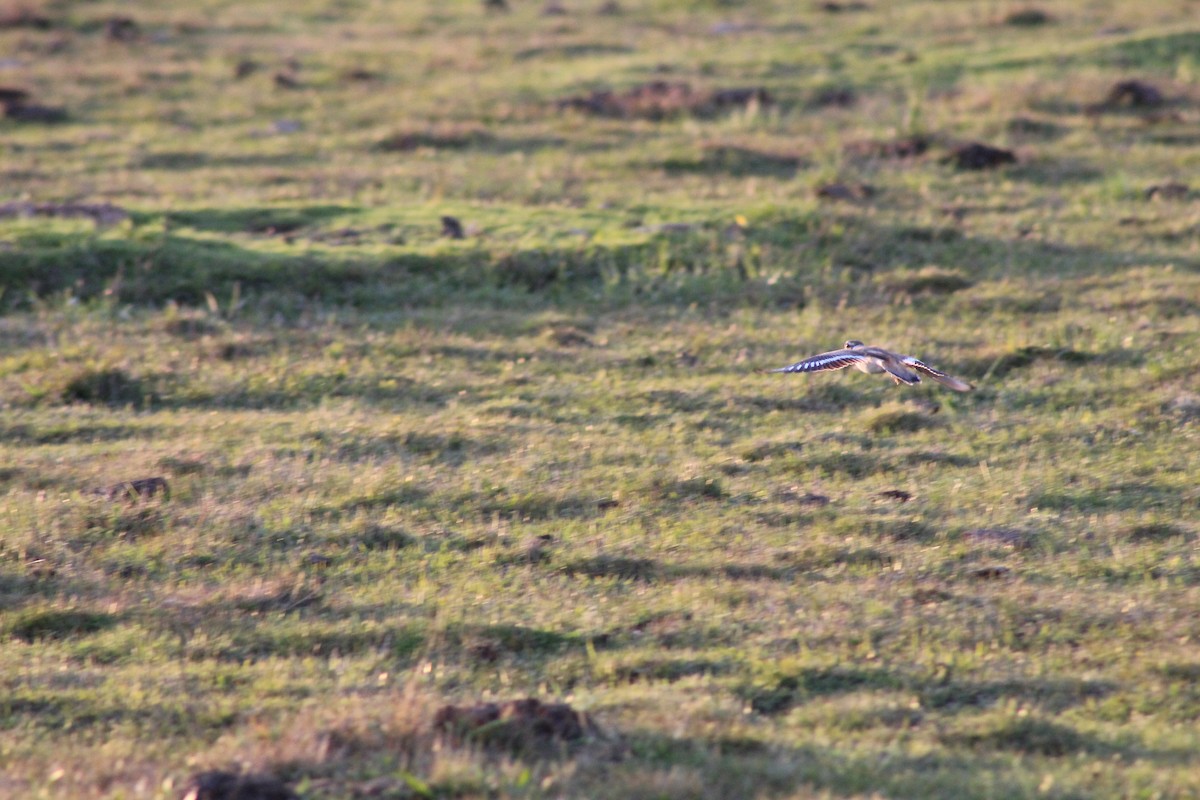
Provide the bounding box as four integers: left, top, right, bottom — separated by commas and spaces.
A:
556, 555, 799, 584
741, 665, 902, 714
732, 383, 867, 413
784, 545, 895, 570
1005, 115, 1069, 141
806, 451, 893, 480
559, 555, 660, 582
812, 216, 1197, 283
642, 388, 720, 413
919, 675, 1114, 714
328, 523, 416, 552
4, 607, 120, 642
658, 146, 806, 179
899, 450, 975, 468
175, 374, 454, 412
4, 691, 244, 737
0, 572, 108, 613
563, 731, 1136, 798
377, 130, 568, 155
135, 152, 313, 171
1026, 482, 1180, 513
1004, 158, 1107, 186
324, 430, 512, 465
0, 466, 21, 489
1089, 31, 1200, 71
447, 490, 611, 521
195, 620, 426, 664
962, 345, 1144, 381
0, 422, 161, 445
167, 205, 355, 233
514, 42, 634, 61
2, 210, 1195, 315
1143, 130, 1200, 147
606, 656, 736, 684
744, 664, 1114, 719
944, 716, 1136, 760
980, 30, 1200, 74
594, 613, 743, 652
309, 484, 431, 519
611, 411, 672, 430
442, 622, 577, 663
649, 384, 875, 418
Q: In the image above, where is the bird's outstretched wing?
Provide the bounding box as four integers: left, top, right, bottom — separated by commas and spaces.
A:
767, 349, 863, 374
901, 356, 974, 392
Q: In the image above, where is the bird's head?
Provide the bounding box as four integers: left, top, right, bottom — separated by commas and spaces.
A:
843, 340, 865, 349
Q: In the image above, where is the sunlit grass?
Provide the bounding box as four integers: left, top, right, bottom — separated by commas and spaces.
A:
1, 0, 1199, 798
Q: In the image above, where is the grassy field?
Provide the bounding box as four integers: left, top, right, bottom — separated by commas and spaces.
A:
2, 0, 1199, 797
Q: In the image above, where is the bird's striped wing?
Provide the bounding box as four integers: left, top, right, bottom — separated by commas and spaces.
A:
901, 356, 974, 392
768, 349, 863, 374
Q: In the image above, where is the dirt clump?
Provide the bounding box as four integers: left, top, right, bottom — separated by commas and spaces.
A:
818, 1, 870, 11
434, 697, 595, 755
0, 5, 52, 29
233, 59, 260, 79
1103, 79, 1165, 108
1145, 182, 1188, 201
180, 771, 295, 800
103, 15, 139, 41
0, 88, 68, 123
1003, 8, 1052, 26
810, 86, 856, 108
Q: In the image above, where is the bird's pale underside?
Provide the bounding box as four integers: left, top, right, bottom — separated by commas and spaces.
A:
768, 340, 974, 392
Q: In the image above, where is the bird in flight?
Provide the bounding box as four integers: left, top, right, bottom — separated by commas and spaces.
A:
767, 340, 973, 391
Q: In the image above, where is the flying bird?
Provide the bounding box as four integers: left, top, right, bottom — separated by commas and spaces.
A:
767, 340, 973, 391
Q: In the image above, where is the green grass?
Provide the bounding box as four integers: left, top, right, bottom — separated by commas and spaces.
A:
1, 0, 1199, 797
